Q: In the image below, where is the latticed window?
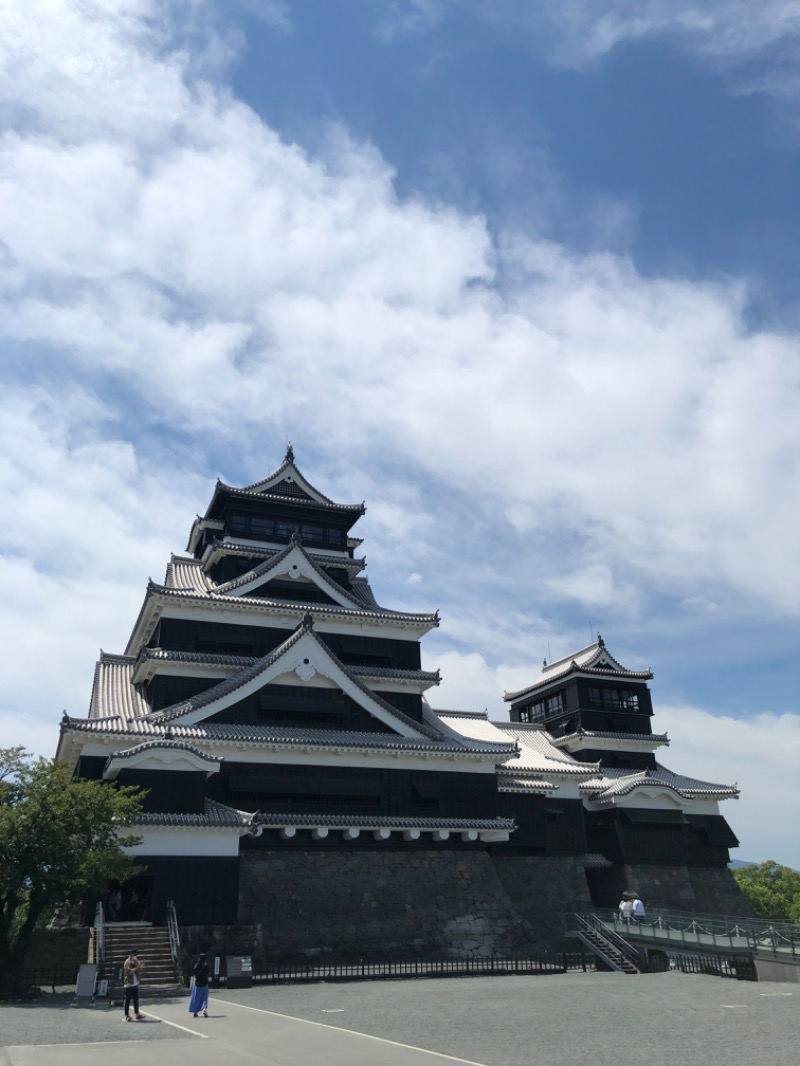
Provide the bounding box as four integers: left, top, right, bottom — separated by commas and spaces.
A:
587, 687, 640, 712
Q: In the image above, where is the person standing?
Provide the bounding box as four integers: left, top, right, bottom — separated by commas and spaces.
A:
122, 949, 145, 1021
618, 896, 634, 923
631, 896, 646, 922
188, 952, 210, 1018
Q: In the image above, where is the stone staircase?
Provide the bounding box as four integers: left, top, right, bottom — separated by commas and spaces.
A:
94, 924, 185, 1001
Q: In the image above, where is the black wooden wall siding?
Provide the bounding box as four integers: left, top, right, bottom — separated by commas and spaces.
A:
153, 618, 423, 671
208, 762, 500, 819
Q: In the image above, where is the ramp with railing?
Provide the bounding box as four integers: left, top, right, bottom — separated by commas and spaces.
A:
601, 910, 800, 960
566, 909, 800, 981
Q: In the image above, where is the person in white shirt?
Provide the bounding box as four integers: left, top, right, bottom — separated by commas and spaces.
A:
631, 897, 646, 922
618, 897, 634, 922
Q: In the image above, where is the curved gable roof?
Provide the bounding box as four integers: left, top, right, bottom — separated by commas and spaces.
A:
504, 635, 653, 703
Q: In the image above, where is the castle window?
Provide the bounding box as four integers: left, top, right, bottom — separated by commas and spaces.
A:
326, 529, 344, 547
301, 523, 324, 545
275, 520, 298, 540
587, 687, 639, 712
251, 516, 274, 536
529, 692, 564, 720
230, 512, 248, 534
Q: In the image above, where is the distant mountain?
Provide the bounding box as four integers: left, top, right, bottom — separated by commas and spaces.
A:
729, 859, 759, 868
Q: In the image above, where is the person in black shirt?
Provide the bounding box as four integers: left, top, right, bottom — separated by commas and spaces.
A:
188, 953, 210, 1018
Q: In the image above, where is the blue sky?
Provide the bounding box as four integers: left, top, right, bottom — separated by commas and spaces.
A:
1, 0, 799, 866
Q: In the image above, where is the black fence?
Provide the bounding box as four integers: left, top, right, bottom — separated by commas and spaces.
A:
22, 967, 79, 991
646, 952, 757, 981
222, 953, 595, 986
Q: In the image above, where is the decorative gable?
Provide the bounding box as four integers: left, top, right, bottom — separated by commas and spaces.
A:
215, 540, 363, 610
147, 624, 428, 739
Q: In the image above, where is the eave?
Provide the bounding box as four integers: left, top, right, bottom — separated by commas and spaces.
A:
124, 584, 439, 658
202, 480, 365, 524
505, 664, 654, 704
550, 731, 670, 754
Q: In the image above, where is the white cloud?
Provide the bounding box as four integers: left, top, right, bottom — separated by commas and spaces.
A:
660, 703, 800, 868
0, 0, 799, 806
473, 2, 800, 82
376, 2, 800, 101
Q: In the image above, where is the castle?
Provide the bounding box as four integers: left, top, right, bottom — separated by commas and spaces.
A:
56, 449, 748, 959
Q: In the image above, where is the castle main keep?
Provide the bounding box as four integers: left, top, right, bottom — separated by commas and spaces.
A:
57, 449, 748, 959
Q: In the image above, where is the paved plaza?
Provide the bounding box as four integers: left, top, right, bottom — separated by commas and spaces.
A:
1, 972, 798, 1066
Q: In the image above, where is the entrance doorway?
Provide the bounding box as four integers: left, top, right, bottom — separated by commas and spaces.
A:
107, 875, 154, 923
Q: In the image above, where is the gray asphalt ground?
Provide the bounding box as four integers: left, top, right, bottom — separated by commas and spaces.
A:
1, 972, 798, 1066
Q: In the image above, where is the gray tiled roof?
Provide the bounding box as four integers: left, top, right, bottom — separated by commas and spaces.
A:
138, 647, 437, 687
497, 775, 553, 793
85, 628, 499, 753
105, 739, 222, 765
138, 648, 259, 669
583, 853, 613, 868
62, 716, 516, 755
254, 813, 516, 831
131, 798, 251, 829
146, 579, 439, 627
211, 481, 365, 515
505, 639, 653, 702
550, 730, 670, 745
209, 539, 381, 614
348, 665, 440, 685
581, 763, 739, 800
239, 453, 355, 509
204, 538, 366, 574
164, 557, 213, 593
347, 579, 382, 610
90, 654, 148, 720
146, 623, 445, 740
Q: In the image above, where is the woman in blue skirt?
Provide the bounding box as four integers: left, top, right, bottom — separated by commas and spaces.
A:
188, 953, 210, 1017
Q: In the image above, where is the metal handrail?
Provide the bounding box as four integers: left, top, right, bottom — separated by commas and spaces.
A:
645, 909, 800, 940
581, 913, 641, 969
605, 910, 800, 958
94, 901, 105, 967
166, 899, 182, 982
566, 913, 640, 971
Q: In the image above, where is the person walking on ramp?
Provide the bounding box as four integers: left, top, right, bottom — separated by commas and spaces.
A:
122, 949, 145, 1021
189, 952, 210, 1018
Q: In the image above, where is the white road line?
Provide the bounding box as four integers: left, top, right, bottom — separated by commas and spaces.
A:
139, 1011, 209, 1038
224, 1000, 490, 1065
4, 1042, 146, 1049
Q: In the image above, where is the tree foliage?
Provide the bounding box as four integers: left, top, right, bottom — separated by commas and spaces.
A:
732, 860, 800, 922
0, 747, 144, 995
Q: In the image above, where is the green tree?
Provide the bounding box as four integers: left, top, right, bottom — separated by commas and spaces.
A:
733, 860, 800, 922
0, 747, 144, 996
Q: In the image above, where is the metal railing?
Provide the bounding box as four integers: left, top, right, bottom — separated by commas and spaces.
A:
666, 952, 757, 981
166, 899, 182, 982
565, 913, 640, 972
93, 901, 105, 968
604, 909, 800, 958
225, 954, 594, 985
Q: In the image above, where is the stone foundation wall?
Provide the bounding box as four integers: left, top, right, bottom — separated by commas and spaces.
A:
180, 852, 751, 966
623, 863, 752, 916
688, 866, 753, 916
180, 849, 595, 963
232, 848, 541, 963
491, 853, 592, 950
